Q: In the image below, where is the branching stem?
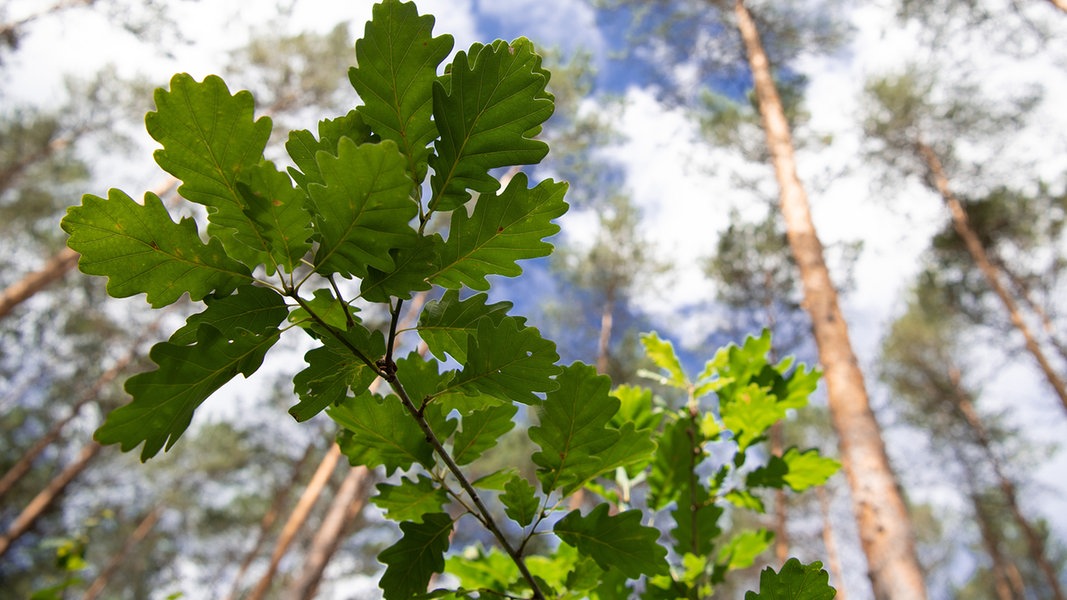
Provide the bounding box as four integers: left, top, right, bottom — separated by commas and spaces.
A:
288, 292, 384, 378
385, 377, 545, 600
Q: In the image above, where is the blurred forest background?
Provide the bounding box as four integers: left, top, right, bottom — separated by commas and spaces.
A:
1, 0, 1066, 598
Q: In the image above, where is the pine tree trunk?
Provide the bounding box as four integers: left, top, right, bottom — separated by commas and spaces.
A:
245, 442, 343, 600
817, 486, 848, 600
947, 368, 1065, 600
917, 140, 1067, 412
0, 247, 79, 321
1048, 0, 1067, 14
81, 505, 162, 600
969, 489, 1023, 600
0, 441, 102, 558
224, 442, 316, 600
596, 290, 615, 376
770, 422, 789, 565
1000, 265, 1067, 365
284, 466, 373, 600
732, 2, 928, 598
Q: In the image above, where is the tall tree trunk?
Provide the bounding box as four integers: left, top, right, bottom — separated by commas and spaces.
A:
1048, 0, 1067, 14
732, 2, 927, 598
596, 288, 615, 376
0, 441, 102, 558
817, 485, 848, 600
769, 422, 789, 565
917, 140, 1067, 412
284, 467, 373, 600
1000, 265, 1067, 365
0, 247, 80, 321
223, 442, 317, 600
947, 367, 1065, 600
245, 442, 343, 600
969, 489, 1024, 600
81, 505, 162, 600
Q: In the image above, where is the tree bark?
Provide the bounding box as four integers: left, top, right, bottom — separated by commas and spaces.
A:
284, 466, 373, 600
817, 486, 848, 600
1048, 0, 1067, 14
596, 288, 615, 376
223, 442, 316, 600
917, 140, 1067, 413
0, 441, 102, 558
969, 489, 1023, 600
732, 2, 928, 598
245, 442, 342, 600
81, 505, 162, 600
770, 422, 789, 565
947, 368, 1065, 600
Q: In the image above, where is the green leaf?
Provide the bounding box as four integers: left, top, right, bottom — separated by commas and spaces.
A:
431, 174, 567, 290
290, 325, 385, 421
170, 285, 287, 346
146, 73, 272, 266
417, 290, 513, 362
471, 468, 519, 491
236, 161, 312, 275
529, 364, 653, 495
310, 138, 419, 278
640, 332, 688, 389
724, 489, 766, 513
783, 448, 840, 492
554, 505, 668, 579
610, 385, 662, 432
501, 475, 539, 527
429, 38, 553, 211
721, 383, 786, 451
379, 513, 453, 599
350, 0, 453, 183
744, 558, 836, 600
373, 475, 450, 523
445, 545, 519, 593
718, 529, 774, 571
286, 111, 376, 188
287, 288, 359, 335
95, 323, 282, 460
452, 404, 517, 465
647, 417, 699, 510
360, 233, 442, 302
61, 189, 251, 307
330, 393, 432, 474
450, 317, 560, 404
671, 488, 723, 557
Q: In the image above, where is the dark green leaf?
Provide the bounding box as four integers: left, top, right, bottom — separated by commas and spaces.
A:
554, 505, 668, 579
286, 111, 376, 188
417, 290, 513, 362
379, 513, 453, 599
290, 325, 385, 421
236, 161, 312, 275
146, 73, 272, 266
310, 138, 418, 278
360, 233, 442, 302
330, 393, 432, 474
647, 418, 698, 510
170, 285, 287, 346
429, 38, 553, 211
744, 558, 836, 600
444, 545, 519, 594
95, 323, 282, 460
671, 487, 723, 557
500, 475, 539, 527
452, 404, 517, 465
61, 190, 251, 307
373, 475, 450, 523
287, 288, 359, 334
350, 0, 453, 182
431, 175, 567, 290
450, 317, 559, 404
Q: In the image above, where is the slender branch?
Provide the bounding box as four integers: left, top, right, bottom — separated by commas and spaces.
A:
288, 292, 384, 378
385, 298, 404, 368
327, 275, 355, 328
385, 377, 545, 600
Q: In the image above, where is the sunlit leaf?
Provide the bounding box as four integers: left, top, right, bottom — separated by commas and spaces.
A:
417, 290, 514, 362
449, 317, 560, 404
452, 404, 517, 465
744, 558, 836, 600
501, 475, 539, 527
61, 190, 251, 307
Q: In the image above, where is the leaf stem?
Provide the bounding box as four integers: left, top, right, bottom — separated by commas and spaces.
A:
327, 275, 355, 328
385, 298, 404, 368
385, 377, 545, 600
288, 292, 384, 378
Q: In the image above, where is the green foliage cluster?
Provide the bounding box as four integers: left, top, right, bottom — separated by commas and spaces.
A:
60, 0, 840, 597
